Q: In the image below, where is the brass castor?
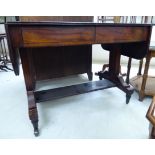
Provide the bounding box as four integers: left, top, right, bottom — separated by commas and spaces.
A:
34, 129, 39, 137
32, 120, 39, 137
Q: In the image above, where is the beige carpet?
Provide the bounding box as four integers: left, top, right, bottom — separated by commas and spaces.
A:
0, 64, 152, 138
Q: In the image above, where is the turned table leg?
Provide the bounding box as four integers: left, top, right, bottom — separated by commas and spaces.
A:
20, 48, 39, 136
139, 51, 151, 101
27, 91, 39, 136
137, 59, 143, 76
126, 57, 132, 84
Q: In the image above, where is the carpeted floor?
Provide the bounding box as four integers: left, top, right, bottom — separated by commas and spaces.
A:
0, 64, 153, 138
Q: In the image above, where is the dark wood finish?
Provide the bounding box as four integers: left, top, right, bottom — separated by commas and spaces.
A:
19, 48, 35, 90
96, 27, 148, 43
6, 21, 153, 136
126, 57, 132, 84
18, 16, 93, 81
139, 49, 152, 101
35, 80, 115, 103
101, 41, 150, 59
108, 44, 121, 76
137, 59, 143, 75
27, 91, 39, 136
22, 27, 95, 47
19, 48, 39, 136
31, 45, 92, 80
16, 16, 93, 136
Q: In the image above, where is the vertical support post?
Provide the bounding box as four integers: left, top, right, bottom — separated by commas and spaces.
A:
137, 59, 143, 75
139, 50, 151, 101
19, 48, 39, 136
108, 45, 121, 78
108, 45, 134, 104
126, 57, 132, 84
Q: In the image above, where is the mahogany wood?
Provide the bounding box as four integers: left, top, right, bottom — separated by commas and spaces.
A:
22, 27, 95, 47
6, 21, 153, 136
31, 45, 92, 80
18, 16, 93, 81
96, 27, 148, 43
35, 80, 115, 103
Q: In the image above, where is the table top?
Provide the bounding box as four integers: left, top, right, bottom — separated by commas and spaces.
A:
6, 21, 155, 27
6, 20, 153, 77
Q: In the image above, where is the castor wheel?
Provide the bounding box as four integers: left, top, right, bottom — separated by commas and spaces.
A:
32, 120, 39, 137
34, 129, 39, 137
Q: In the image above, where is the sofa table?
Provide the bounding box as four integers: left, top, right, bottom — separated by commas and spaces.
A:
6, 21, 153, 136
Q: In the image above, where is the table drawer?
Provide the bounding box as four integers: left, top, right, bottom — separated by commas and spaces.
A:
22, 27, 95, 47
96, 27, 148, 43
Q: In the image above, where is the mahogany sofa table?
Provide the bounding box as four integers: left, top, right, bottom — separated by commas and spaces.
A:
6, 21, 153, 136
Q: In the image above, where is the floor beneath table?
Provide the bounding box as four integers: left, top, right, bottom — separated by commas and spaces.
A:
0, 64, 153, 138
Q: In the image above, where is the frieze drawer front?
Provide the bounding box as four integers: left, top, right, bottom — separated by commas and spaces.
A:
96, 27, 148, 43
22, 27, 95, 47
